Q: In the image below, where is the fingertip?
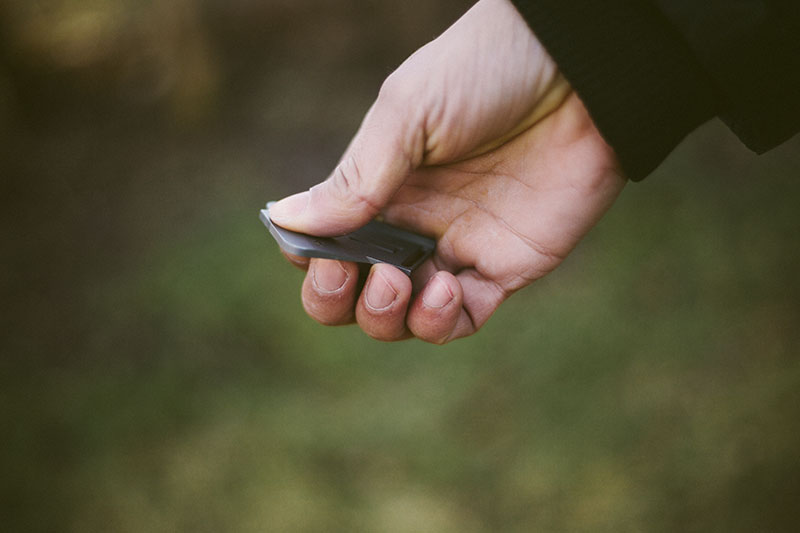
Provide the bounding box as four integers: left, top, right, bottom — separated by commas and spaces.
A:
356, 263, 412, 341
408, 271, 463, 344
272, 185, 374, 237
363, 264, 407, 311
280, 249, 310, 271
301, 259, 359, 326
269, 191, 310, 226
421, 273, 456, 309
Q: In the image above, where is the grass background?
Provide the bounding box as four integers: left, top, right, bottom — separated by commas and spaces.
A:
2, 1, 800, 531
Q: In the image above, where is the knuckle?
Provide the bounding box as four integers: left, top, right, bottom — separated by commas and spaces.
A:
329, 155, 381, 218
376, 67, 421, 124
377, 70, 405, 107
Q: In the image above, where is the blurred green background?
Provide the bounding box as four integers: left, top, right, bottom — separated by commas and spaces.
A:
2, 1, 800, 531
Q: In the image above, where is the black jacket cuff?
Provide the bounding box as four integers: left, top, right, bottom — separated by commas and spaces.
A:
510, 0, 717, 180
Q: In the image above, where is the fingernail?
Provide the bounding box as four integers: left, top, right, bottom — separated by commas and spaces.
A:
270, 191, 309, 222
422, 275, 453, 308
312, 261, 349, 293
365, 271, 398, 310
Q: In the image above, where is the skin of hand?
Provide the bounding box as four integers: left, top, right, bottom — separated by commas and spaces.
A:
269, 0, 627, 344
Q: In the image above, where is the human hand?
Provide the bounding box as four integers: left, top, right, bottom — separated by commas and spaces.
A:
269, 0, 626, 343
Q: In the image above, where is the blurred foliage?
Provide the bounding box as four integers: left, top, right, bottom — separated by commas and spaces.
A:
2, 1, 800, 532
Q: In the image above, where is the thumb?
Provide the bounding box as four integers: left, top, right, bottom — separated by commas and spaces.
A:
269, 79, 424, 237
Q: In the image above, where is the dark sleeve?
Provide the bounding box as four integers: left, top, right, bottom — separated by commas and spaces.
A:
510, 0, 800, 181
